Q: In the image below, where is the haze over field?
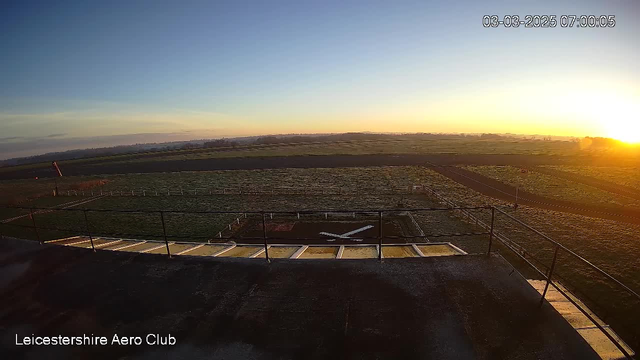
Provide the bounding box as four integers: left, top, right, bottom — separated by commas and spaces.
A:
1, 0, 638, 159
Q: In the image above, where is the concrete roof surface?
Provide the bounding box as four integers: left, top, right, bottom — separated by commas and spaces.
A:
0, 238, 598, 360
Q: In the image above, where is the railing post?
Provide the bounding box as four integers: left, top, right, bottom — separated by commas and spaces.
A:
540, 245, 560, 305
30, 208, 41, 244
378, 211, 383, 261
262, 212, 270, 262
487, 207, 495, 255
83, 210, 95, 252
160, 211, 171, 258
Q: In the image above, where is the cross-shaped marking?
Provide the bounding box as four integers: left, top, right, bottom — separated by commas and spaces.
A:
319, 225, 374, 242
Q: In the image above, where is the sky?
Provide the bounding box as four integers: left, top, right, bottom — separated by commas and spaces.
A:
1, 0, 639, 159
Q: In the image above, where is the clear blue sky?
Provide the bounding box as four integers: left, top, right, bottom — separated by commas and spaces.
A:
0, 0, 638, 158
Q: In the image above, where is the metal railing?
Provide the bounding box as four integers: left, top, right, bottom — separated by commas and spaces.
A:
0, 202, 637, 358
0, 204, 491, 256
420, 186, 638, 358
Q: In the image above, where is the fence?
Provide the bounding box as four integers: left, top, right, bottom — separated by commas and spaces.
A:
51, 186, 427, 197
421, 185, 638, 358
0, 202, 638, 358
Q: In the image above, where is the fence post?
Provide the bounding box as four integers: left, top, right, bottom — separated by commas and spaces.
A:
83, 210, 95, 252
378, 211, 383, 261
160, 211, 171, 258
262, 212, 270, 262
30, 208, 41, 244
487, 207, 495, 255
540, 245, 560, 306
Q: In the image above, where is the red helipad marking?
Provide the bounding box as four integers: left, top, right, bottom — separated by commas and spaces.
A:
256, 222, 296, 231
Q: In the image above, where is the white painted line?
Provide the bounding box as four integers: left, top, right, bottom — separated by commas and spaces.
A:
412, 244, 426, 257
46, 235, 81, 243
250, 246, 269, 258
575, 325, 611, 331
140, 243, 174, 253
64, 239, 91, 246
176, 243, 205, 255
407, 212, 426, 238
337, 245, 345, 259
447, 242, 468, 255
112, 241, 146, 251
94, 239, 123, 248
212, 244, 236, 257
290, 245, 309, 259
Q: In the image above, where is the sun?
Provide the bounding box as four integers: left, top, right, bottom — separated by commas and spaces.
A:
594, 93, 640, 144
604, 118, 640, 144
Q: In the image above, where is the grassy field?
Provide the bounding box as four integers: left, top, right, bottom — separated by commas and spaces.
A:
543, 165, 640, 191
0, 137, 586, 175
0, 166, 488, 252
464, 165, 640, 209
113, 138, 583, 163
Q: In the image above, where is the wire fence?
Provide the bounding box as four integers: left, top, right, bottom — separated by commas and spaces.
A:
50, 186, 430, 197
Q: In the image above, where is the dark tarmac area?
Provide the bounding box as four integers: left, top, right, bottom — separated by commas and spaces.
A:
0, 153, 578, 180
0, 237, 598, 359
431, 165, 640, 225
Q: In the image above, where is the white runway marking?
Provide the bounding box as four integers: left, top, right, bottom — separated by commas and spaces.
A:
319, 225, 373, 242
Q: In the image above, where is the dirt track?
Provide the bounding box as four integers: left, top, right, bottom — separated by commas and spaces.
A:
429, 165, 640, 225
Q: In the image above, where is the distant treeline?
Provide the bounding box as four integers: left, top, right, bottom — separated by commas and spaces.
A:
0, 132, 570, 167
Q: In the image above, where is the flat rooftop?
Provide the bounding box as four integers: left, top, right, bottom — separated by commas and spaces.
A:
0, 238, 598, 359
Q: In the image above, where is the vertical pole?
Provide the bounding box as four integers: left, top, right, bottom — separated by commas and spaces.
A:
160, 211, 171, 258
487, 207, 495, 255
262, 212, 270, 262
378, 211, 383, 261
540, 245, 560, 305
84, 210, 95, 252
30, 208, 41, 244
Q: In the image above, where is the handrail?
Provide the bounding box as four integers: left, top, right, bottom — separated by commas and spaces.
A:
1, 201, 637, 357
495, 207, 640, 303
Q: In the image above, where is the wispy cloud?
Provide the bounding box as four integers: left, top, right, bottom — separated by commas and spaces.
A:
0, 136, 24, 142
0, 102, 246, 140
0, 132, 234, 160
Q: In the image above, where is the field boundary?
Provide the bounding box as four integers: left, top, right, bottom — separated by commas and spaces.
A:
428, 163, 640, 224
53, 187, 417, 197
